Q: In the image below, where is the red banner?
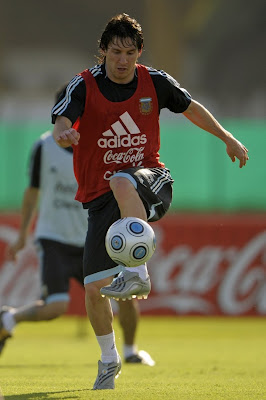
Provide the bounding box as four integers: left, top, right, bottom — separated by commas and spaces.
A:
0, 213, 265, 315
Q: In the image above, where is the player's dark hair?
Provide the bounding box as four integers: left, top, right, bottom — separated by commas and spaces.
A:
98, 13, 144, 63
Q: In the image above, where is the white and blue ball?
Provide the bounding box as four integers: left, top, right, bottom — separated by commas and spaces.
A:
105, 217, 156, 267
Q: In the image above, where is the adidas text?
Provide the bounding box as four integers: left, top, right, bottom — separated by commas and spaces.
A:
98, 134, 147, 149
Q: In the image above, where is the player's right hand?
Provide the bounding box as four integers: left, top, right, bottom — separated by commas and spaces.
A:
6, 238, 26, 262
55, 128, 80, 146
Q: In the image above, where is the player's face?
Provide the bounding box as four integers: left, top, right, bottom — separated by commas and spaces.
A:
103, 37, 142, 84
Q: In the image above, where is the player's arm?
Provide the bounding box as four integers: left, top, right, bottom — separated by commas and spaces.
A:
52, 76, 85, 147
7, 141, 42, 261
52, 115, 80, 148
7, 186, 40, 261
183, 99, 249, 168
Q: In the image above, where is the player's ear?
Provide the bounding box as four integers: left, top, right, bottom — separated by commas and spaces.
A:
138, 45, 143, 58
100, 48, 106, 57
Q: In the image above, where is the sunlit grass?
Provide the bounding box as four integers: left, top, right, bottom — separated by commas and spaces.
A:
0, 316, 266, 399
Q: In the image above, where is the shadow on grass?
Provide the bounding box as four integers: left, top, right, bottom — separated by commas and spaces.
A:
4, 388, 92, 400
0, 363, 95, 369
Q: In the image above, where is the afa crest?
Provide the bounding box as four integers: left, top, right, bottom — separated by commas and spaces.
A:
139, 97, 153, 115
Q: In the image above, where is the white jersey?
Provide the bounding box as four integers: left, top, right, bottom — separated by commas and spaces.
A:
34, 132, 87, 246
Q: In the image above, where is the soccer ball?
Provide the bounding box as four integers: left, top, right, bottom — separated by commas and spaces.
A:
105, 217, 156, 267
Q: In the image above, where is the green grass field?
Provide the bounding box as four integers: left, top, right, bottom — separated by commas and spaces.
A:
0, 316, 266, 399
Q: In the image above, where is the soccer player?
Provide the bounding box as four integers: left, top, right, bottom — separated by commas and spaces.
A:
0, 131, 155, 367
51, 14, 249, 389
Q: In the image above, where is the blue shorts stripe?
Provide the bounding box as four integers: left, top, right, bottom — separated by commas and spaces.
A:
110, 172, 137, 189
84, 265, 124, 284
46, 293, 70, 304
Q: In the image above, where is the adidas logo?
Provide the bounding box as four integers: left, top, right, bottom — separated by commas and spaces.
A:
98, 111, 147, 149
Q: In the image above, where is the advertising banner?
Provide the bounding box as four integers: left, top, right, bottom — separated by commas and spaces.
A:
0, 213, 265, 316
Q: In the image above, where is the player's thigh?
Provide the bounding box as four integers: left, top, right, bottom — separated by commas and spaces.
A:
36, 239, 73, 295
114, 167, 174, 222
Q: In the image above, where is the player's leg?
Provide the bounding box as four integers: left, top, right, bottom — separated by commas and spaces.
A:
101, 167, 173, 300
110, 175, 147, 220
0, 299, 68, 355
85, 278, 122, 389
85, 277, 114, 336
110, 167, 173, 223
79, 237, 153, 367
83, 197, 123, 389
117, 299, 139, 350
102, 170, 150, 298
0, 239, 72, 355
117, 299, 155, 365
1, 300, 67, 326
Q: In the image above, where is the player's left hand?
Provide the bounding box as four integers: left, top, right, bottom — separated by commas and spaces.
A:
225, 137, 249, 168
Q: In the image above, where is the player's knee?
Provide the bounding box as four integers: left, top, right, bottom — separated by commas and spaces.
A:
85, 278, 113, 304
85, 283, 98, 297
84, 282, 102, 306
110, 176, 135, 203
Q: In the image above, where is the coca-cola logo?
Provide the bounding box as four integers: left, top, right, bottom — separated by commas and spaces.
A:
218, 232, 266, 314
140, 227, 266, 315
103, 148, 144, 180
103, 147, 145, 165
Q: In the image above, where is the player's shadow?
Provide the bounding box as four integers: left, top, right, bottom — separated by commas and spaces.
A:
1, 364, 96, 398
3, 388, 91, 399
0, 363, 94, 370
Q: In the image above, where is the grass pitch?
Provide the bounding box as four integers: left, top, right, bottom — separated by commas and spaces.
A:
0, 316, 266, 399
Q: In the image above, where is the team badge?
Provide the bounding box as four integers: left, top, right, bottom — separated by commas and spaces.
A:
139, 97, 153, 115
